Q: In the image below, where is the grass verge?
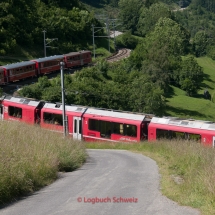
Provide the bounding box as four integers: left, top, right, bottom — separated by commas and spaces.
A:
86, 141, 215, 215
0, 121, 86, 205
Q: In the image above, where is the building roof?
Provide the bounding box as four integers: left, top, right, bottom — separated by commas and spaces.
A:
151, 117, 215, 131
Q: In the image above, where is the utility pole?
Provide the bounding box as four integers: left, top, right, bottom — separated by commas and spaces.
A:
106, 18, 110, 52
43, 30, 58, 57
92, 24, 95, 59
60, 61, 67, 137
113, 21, 116, 50
42, 30, 46, 57
92, 15, 120, 57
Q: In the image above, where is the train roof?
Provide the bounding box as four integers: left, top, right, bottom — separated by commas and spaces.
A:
3, 96, 42, 107
2, 61, 35, 70
151, 117, 215, 131
42, 103, 153, 121
31, 55, 64, 63
85, 108, 153, 121
42, 103, 87, 113
64, 51, 91, 57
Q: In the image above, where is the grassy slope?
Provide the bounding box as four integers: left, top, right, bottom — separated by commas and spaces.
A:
0, 121, 86, 204
165, 56, 215, 121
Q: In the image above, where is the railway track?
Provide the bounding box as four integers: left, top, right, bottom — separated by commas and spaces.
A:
106, 48, 131, 62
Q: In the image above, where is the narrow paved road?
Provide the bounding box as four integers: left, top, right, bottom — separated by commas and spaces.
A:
0, 150, 200, 215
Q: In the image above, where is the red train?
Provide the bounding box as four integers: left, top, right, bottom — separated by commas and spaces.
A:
0, 95, 215, 147
0, 51, 92, 85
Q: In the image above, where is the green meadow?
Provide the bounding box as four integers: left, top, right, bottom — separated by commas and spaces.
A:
165, 56, 215, 121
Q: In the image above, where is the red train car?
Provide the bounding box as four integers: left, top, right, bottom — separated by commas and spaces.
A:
1, 96, 44, 124
29, 100, 153, 143
40, 102, 87, 140
0, 67, 6, 85
63, 51, 92, 68
1, 61, 36, 83
82, 108, 153, 143
31, 55, 64, 75
148, 117, 215, 147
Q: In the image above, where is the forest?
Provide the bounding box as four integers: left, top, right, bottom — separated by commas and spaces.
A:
1, 0, 215, 117
0, 0, 98, 56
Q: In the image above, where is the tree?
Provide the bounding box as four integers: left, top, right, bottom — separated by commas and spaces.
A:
37, 76, 51, 89
116, 31, 139, 49
193, 31, 208, 57
118, 0, 143, 33
175, 56, 203, 96
128, 74, 165, 115
145, 17, 190, 56
137, 3, 172, 37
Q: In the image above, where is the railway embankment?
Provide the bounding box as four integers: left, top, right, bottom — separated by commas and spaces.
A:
0, 121, 86, 205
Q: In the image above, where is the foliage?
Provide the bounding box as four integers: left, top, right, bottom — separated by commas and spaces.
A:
145, 17, 190, 56
175, 4, 215, 39
207, 47, 215, 60
118, 0, 143, 33
19, 60, 166, 115
128, 74, 165, 115
192, 31, 208, 57
0, 0, 97, 55
137, 3, 172, 37
129, 17, 191, 93
115, 31, 139, 49
175, 56, 203, 96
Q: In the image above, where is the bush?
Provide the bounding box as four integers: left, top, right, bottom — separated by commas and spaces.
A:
116, 32, 139, 49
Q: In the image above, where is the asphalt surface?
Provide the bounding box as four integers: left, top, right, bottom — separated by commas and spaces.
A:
0, 149, 200, 215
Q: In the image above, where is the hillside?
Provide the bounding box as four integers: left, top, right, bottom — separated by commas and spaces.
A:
165, 57, 215, 121
0, 0, 99, 62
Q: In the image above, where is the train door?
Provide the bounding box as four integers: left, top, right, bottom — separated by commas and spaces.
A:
73, 117, 82, 140
0, 105, 3, 120
140, 122, 148, 141
213, 136, 215, 148
80, 53, 84, 66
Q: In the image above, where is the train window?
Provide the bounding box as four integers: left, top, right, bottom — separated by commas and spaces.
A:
8, 106, 22, 118
88, 119, 137, 138
89, 119, 100, 132
124, 124, 137, 137
0, 105, 3, 114
156, 129, 201, 141
43, 112, 63, 125
79, 119, 82, 134
74, 119, 77, 133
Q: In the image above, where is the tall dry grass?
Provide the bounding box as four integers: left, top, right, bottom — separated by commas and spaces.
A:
86, 140, 215, 214
0, 121, 86, 204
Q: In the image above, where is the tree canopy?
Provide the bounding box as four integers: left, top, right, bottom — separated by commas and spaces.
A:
0, 0, 96, 55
